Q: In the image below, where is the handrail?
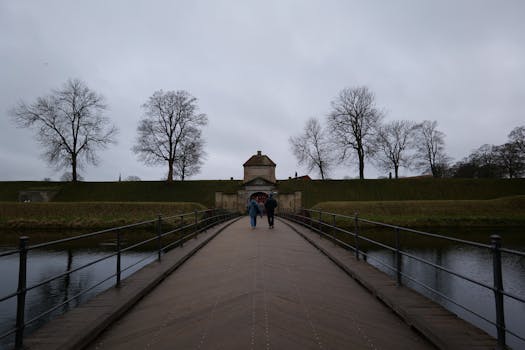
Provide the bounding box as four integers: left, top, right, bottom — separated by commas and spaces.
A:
0, 208, 239, 349
28, 219, 158, 250
278, 208, 525, 349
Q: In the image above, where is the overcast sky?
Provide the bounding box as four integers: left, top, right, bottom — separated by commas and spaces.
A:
1, 0, 524, 181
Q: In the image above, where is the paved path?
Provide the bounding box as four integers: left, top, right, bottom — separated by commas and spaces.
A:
89, 217, 432, 350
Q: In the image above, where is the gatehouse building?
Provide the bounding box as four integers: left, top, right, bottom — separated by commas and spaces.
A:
215, 151, 301, 212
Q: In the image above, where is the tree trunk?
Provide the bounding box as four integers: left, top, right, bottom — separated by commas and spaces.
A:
394, 165, 399, 179
71, 155, 78, 182
167, 159, 174, 182
358, 152, 365, 180
431, 164, 439, 178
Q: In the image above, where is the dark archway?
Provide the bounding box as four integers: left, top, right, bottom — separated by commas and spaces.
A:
250, 192, 268, 204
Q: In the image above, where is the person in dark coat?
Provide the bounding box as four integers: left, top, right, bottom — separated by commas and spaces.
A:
247, 198, 262, 229
264, 193, 278, 229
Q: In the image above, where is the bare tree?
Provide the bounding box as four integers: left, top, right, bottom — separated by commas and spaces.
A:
125, 175, 142, 181
327, 86, 383, 179
375, 120, 416, 179
132, 90, 208, 182
289, 118, 334, 179
413, 120, 450, 177
509, 126, 525, 153
174, 127, 206, 181
449, 144, 504, 178
10, 79, 117, 182
494, 142, 524, 178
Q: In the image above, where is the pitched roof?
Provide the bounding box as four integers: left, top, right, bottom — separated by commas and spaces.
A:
243, 151, 276, 167
244, 176, 276, 185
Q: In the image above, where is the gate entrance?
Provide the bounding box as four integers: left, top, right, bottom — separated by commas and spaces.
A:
250, 192, 268, 204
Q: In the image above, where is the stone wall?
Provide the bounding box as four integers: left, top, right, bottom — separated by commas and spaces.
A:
215, 191, 302, 213
215, 192, 240, 211
18, 191, 58, 202
276, 192, 302, 212
243, 166, 276, 183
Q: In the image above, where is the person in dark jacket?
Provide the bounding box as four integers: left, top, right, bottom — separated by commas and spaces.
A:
247, 198, 262, 229
264, 193, 278, 229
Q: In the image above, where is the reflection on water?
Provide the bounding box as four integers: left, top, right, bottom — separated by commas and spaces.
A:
362, 228, 525, 350
0, 246, 155, 349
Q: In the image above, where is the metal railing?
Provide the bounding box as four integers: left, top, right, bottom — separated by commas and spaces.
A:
278, 208, 525, 349
0, 208, 238, 349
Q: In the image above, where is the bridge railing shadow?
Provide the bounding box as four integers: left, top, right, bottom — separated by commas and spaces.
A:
278, 208, 525, 350
0, 208, 239, 349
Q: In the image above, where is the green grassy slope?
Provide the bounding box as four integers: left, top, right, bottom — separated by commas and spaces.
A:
0, 201, 206, 229
311, 196, 525, 227
277, 178, 525, 207
1, 178, 524, 208
0, 182, 63, 201
0, 180, 243, 207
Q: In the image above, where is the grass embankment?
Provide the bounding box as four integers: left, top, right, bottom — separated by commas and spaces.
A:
311, 196, 525, 228
0, 180, 243, 206
0, 202, 206, 229
278, 178, 525, 207
3, 178, 525, 207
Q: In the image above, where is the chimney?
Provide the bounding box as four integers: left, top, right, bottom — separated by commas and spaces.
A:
257, 150, 262, 156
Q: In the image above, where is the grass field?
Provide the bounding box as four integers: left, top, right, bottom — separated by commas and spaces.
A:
2, 178, 524, 208
278, 178, 525, 208
1, 179, 524, 230
0, 202, 206, 229
311, 195, 525, 227
0, 180, 243, 207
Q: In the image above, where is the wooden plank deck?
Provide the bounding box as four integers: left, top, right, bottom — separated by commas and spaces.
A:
87, 217, 434, 350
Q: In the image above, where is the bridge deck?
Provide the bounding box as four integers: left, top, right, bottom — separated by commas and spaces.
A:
88, 217, 433, 350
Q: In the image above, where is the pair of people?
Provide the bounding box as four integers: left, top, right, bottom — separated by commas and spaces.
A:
247, 193, 278, 229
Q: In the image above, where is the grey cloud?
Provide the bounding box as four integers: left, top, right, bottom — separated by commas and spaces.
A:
1, 0, 524, 181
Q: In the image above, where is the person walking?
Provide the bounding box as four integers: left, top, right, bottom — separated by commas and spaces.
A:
247, 198, 262, 229
264, 193, 278, 229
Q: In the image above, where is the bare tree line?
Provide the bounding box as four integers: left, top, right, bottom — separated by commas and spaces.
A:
451, 127, 525, 179
9, 80, 523, 182
10, 79, 207, 182
290, 86, 524, 179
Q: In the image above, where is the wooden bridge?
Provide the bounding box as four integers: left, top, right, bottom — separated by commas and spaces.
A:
25, 216, 496, 350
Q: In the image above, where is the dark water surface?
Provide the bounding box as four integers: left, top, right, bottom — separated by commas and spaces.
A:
358, 226, 525, 350
0, 230, 158, 350
1, 227, 524, 349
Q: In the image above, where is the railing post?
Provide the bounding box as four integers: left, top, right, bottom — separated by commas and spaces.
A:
354, 212, 360, 260
395, 228, 402, 286
116, 230, 121, 287
157, 215, 162, 261
332, 214, 337, 245
491, 234, 506, 349
318, 209, 322, 237
194, 210, 199, 238
15, 236, 29, 350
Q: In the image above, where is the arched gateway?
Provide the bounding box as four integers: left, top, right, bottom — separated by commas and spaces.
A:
215, 151, 302, 212
250, 192, 268, 204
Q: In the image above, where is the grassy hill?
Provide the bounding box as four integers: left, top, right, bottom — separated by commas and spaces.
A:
0, 201, 206, 229
1, 179, 523, 231
1, 178, 524, 208
0, 180, 243, 207
277, 178, 525, 208
311, 196, 525, 228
